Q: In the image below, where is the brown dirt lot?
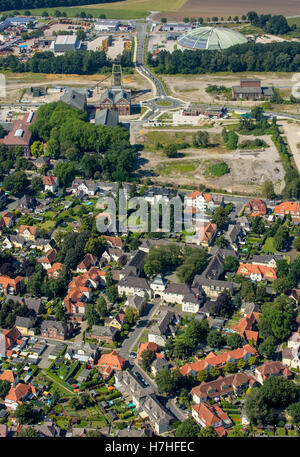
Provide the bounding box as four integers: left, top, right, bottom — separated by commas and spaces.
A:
136, 128, 285, 195
155, 0, 300, 21
162, 73, 297, 106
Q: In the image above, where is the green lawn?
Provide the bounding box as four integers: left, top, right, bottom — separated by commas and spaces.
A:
262, 237, 276, 253
287, 16, 300, 27
157, 160, 200, 176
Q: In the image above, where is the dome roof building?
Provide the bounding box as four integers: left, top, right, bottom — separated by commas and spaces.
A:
177, 26, 248, 51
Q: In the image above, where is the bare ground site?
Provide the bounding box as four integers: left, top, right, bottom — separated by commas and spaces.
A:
3, 71, 153, 106
161, 73, 299, 109
155, 0, 300, 21
135, 126, 285, 195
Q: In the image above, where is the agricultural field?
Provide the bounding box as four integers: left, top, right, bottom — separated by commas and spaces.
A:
154, 0, 300, 21
5, 0, 188, 20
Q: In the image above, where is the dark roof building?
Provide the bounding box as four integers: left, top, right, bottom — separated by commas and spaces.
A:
60, 89, 87, 112
95, 108, 119, 126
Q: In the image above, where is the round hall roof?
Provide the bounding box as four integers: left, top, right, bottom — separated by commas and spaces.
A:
177, 26, 248, 50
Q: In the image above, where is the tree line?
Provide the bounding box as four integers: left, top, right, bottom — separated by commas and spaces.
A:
147, 42, 300, 74
0, 49, 133, 75
0, 0, 118, 11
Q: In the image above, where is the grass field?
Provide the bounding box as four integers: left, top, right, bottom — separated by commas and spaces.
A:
287, 16, 300, 27
157, 160, 200, 176
4, 7, 148, 19
6, 0, 188, 20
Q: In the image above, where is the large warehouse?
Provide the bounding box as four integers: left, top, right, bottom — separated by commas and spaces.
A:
177, 26, 248, 51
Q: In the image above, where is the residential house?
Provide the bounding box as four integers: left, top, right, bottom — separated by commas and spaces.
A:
17, 194, 37, 213
255, 361, 293, 384
0, 211, 15, 229
0, 370, 19, 387
180, 344, 257, 376
192, 402, 232, 435
120, 249, 147, 278
5, 382, 36, 410
114, 371, 173, 434
250, 254, 283, 269
237, 263, 277, 281
0, 275, 24, 295
193, 222, 217, 247
46, 262, 63, 279
0, 326, 26, 358
37, 249, 57, 270
43, 175, 59, 193
245, 199, 267, 217
236, 216, 251, 232
40, 320, 73, 341
18, 225, 38, 241
137, 342, 158, 363
103, 235, 124, 249
186, 191, 223, 213
24, 297, 44, 315
15, 316, 36, 337
71, 178, 98, 196
151, 358, 169, 377
86, 325, 118, 345
102, 247, 126, 265
274, 201, 300, 223
282, 331, 300, 369
124, 294, 147, 316
76, 253, 98, 274
65, 342, 100, 365
105, 309, 125, 331
97, 350, 126, 378
148, 310, 176, 347
232, 312, 260, 345
191, 372, 256, 403
240, 302, 260, 317
224, 224, 242, 251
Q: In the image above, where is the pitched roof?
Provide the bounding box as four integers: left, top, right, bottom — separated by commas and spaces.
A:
180, 344, 257, 375
274, 201, 300, 218
98, 350, 125, 371
137, 342, 158, 360
237, 263, 277, 279
192, 402, 230, 426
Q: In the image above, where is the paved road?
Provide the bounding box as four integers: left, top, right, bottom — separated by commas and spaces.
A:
130, 360, 187, 422
118, 301, 160, 358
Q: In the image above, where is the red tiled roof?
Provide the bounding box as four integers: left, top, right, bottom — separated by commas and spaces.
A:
137, 342, 158, 360
98, 350, 125, 371
237, 263, 277, 280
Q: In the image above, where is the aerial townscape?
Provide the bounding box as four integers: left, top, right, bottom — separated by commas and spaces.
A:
0, 0, 299, 442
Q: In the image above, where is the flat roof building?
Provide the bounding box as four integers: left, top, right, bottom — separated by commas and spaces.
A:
95, 19, 120, 32
51, 35, 82, 53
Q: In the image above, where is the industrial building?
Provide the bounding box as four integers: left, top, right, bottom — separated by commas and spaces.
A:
60, 89, 87, 112
50, 35, 82, 53
160, 22, 191, 32
178, 27, 248, 50
95, 108, 119, 126
232, 79, 273, 100
95, 19, 120, 32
